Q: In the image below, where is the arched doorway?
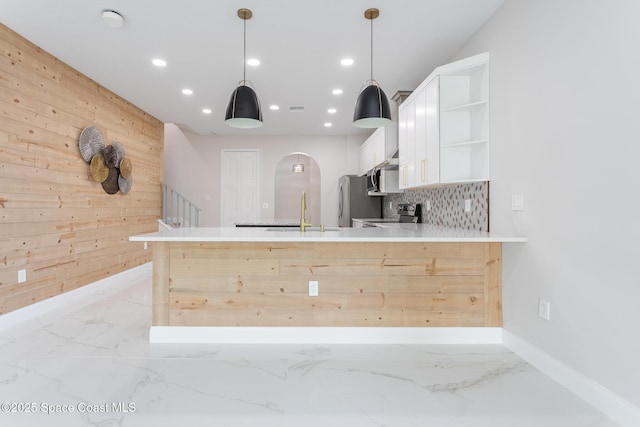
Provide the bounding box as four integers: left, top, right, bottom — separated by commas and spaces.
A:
274, 153, 321, 224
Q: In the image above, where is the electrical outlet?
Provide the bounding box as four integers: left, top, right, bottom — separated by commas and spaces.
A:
18, 269, 26, 283
388, 201, 393, 210
538, 299, 551, 320
309, 280, 319, 297
512, 194, 524, 211
426, 200, 431, 211
464, 199, 471, 212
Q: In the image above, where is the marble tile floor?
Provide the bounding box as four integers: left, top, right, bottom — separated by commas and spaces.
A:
0, 264, 619, 427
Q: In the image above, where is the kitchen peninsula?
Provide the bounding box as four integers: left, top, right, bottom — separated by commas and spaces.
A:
130, 226, 524, 342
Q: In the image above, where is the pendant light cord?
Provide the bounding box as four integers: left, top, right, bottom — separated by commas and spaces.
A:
370, 16, 374, 82
243, 17, 247, 83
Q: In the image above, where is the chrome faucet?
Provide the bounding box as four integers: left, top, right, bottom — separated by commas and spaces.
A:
300, 191, 312, 232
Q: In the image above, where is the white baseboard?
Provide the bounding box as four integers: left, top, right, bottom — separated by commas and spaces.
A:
502, 330, 640, 427
0, 263, 152, 330
149, 326, 503, 345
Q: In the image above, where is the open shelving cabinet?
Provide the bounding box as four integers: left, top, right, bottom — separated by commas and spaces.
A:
438, 53, 490, 183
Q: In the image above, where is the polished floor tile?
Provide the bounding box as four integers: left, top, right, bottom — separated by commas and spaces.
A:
0, 265, 619, 426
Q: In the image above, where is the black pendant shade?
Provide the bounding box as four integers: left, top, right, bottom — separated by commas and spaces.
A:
353, 8, 391, 128
225, 83, 263, 128
353, 82, 392, 128
225, 8, 263, 129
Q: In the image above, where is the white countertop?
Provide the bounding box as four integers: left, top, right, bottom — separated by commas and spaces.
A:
352, 218, 399, 223
234, 219, 299, 226
130, 225, 526, 243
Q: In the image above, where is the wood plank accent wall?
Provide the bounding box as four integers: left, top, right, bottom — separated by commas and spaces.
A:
0, 24, 163, 314
162, 241, 502, 327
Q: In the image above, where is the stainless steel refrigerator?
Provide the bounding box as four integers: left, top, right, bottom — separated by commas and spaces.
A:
338, 175, 382, 227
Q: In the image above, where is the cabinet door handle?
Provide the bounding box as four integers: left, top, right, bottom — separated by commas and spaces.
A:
421, 159, 427, 183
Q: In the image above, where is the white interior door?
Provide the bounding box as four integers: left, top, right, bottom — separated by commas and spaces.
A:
221, 150, 258, 226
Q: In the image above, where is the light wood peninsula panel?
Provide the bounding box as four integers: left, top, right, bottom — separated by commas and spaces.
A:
155, 241, 502, 328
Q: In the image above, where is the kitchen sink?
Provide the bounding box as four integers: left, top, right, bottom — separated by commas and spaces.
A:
265, 227, 341, 232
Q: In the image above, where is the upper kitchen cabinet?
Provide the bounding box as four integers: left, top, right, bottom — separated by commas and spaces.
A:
398, 96, 415, 188
439, 52, 489, 183
399, 76, 439, 189
358, 124, 398, 176
398, 52, 489, 188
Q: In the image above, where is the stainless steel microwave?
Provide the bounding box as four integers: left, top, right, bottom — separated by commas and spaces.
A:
366, 169, 381, 192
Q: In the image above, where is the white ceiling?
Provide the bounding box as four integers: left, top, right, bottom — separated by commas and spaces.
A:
0, 0, 503, 136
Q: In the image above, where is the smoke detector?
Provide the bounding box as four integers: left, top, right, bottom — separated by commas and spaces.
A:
102, 10, 124, 28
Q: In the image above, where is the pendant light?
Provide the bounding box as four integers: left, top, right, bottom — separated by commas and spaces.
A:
225, 8, 263, 128
292, 154, 305, 173
353, 8, 392, 128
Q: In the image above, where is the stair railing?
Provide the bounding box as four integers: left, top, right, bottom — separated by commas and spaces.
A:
162, 183, 200, 228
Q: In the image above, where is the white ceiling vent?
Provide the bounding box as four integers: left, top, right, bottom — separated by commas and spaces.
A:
288, 106, 305, 113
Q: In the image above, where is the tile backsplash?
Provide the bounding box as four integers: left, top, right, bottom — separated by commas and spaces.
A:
383, 182, 489, 231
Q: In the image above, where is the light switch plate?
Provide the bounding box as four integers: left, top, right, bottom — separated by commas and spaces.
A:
464, 199, 471, 212
426, 200, 431, 211
18, 269, 26, 283
538, 299, 550, 320
512, 194, 524, 211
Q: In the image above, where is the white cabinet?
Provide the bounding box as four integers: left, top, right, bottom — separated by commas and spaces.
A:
358, 124, 398, 176
439, 53, 489, 183
398, 97, 415, 188
358, 136, 376, 176
397, 52, 489, 188
398, 76, 439, 189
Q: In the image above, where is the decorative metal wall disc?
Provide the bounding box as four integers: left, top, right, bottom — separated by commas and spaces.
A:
119, 157, 132, 179
112, 141, 125, 167
101, 167, 120, 194
118, 174, 132, 194
103, 144, 118, 167
89, 153, 109, 183
79, 126, 105, 163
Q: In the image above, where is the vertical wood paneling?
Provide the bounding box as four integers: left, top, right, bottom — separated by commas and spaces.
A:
152, 242, 169, 326
0, 24, 163, 314
484, 242, 502, 326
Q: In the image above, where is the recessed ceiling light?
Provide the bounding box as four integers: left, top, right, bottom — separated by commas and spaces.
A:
182, 89, 193, 95
324, 122, 332, 127
202, 108, 212, 114
247, 58, 260, 66
328, 108, 337, 114
340, 58, 354, 66
152, 58, 167, 67
269, 105, 279, 110
332, 89, 343, 95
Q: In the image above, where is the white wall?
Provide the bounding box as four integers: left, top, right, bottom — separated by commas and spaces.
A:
164, 124, 366, 226
453, 0, 640, 407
